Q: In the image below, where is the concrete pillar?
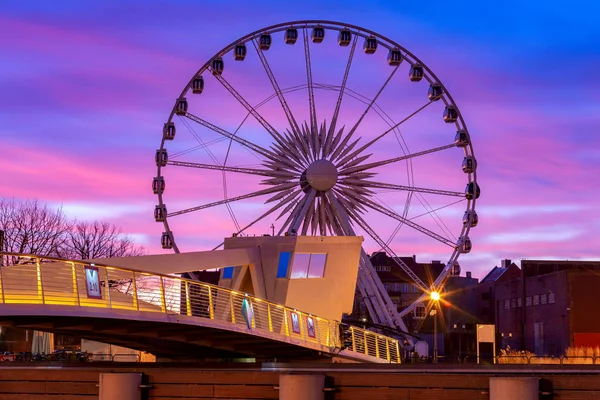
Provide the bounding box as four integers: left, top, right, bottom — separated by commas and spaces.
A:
99, 373, 142, 400
279, 374, 325, 400
489, 377, 538, 400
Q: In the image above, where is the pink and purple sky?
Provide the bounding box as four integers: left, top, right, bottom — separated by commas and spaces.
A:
1, 1, 599, 279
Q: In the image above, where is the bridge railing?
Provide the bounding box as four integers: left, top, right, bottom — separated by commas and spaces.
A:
0, 253, 399, 363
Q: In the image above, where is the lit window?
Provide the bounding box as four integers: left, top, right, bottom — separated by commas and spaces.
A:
307, 253, 326, 278
541, 294, 547, 305
510, 298, 516, 308
517, 297, 522, 307
290, 253, 311, 279
277, 252, 291, 278
526, 296, 532, 307
533, 295, 540, 306
290, 253, 327, 279
548, 292, 555, 304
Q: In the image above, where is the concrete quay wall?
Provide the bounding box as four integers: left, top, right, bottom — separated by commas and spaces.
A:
0, 364, 599, 399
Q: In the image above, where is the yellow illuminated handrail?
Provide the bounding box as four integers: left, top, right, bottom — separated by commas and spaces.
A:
0, 252, 400, 363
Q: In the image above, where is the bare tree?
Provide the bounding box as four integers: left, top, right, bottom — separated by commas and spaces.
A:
62, 220, 145, 260
0, 198, 144, 264
0, 198, 71, 258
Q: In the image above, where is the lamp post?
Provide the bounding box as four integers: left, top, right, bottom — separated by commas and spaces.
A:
430, 309, 438, 362
454, 323, 466, 363
430, 291, 440, 363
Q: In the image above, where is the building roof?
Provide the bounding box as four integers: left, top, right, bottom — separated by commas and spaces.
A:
480, 262, 521, 284
370, 252, 445, 285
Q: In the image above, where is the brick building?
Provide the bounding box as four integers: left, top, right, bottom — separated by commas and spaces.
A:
494, 259, 600, 356
477, 259, 521, 325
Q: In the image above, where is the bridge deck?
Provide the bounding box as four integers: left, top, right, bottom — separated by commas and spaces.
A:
0, 253, 399, 363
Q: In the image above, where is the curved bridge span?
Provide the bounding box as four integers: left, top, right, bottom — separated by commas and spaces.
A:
0, 253, 399, 363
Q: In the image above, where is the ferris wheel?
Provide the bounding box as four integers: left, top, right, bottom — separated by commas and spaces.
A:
152, 20, 479, 334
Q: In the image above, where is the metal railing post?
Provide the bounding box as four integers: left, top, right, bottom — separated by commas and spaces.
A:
104, 267, 112, 308
36, 258, 45, 304
70, 262, 80, 306
375, 336, 380, 359
0, 263, 5, 304
385, 338, 390, 361
267, 303, 273, 332
363, 331, 368, 355
207, 286, 214, 319
159, 277, 167, 313
229, 292, 236, 323
284, 309, 289, 336
185, 281, 191, 316
131, 271, 139, 310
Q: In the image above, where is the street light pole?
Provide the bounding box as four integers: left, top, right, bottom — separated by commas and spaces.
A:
431, 309, 438, 363
429, 290, 441, 364
454, 323, 465, 363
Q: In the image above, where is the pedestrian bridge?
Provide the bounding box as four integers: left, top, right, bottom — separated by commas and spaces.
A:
0, 253, 400, 363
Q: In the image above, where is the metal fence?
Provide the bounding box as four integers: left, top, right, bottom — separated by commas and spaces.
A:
0, 252, 399, 363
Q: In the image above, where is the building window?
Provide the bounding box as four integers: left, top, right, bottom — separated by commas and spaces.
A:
548, 292, 556, 304
414, 304, 426, 319
276, 251, 292, 278
533, 295, 540, 306
222, 266, 234, 279
526, 296, 532, 307
517, 297, 522, 308
541, 294, 548, 305
375, 265, 391, 272
290, 253, 327, 279
510, 298, 517, 308
504, 299, 510, 310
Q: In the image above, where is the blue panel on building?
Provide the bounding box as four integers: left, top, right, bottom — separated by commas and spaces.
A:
277, 251, 292, 278
222, 266, 234, 279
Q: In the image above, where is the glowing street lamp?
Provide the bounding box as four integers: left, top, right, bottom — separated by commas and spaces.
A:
430, 290, 441, 363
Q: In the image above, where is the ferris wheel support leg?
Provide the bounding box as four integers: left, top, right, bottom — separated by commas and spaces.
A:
327, 192, 404, 332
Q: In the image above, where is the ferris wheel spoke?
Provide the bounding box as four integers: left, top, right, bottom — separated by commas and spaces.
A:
184, 112, 278, 162
335, 100, 434, 168
329, 65, 400, 162
301, 197, 317, 236
357, 194, 456, 247
359, 180, 464, 198
272, 135, 310, 166
210, 188, 302, 250
326, 34, 358, 157
170, 136, 230, 159
326, 192, 407, 326
303, 28, 318, 145
289, 189, 317, 234
409, 198, 465, 222
252, 39, 302, 136
277, 189, 314, 235
167, 182, 297, 218
336, 196, 430, 291
338, 143, 456, 175
210, 71, 289, 147
167, 160, 296, 179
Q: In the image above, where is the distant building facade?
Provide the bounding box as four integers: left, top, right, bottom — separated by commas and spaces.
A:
350, 252, 479, 357
494, 259, 600, 356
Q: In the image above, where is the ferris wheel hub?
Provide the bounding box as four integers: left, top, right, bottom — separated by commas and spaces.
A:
305, 159, 338, 192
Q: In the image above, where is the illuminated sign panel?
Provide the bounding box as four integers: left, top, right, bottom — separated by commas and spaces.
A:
84, 265, 102, 299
